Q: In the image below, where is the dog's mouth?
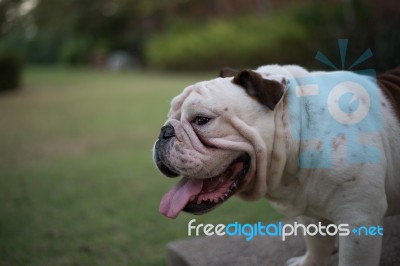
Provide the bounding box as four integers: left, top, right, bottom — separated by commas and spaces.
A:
159, 154, 251, 218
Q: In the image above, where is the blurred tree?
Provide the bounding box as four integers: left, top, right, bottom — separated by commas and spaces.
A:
0, 0, 398, 70
0, 0, 27, 91
27, 0, 175, 64
0, 0, 23, 34
0, 0, 29, 54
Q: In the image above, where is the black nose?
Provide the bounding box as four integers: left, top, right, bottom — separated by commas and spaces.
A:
159, 124, 175, 140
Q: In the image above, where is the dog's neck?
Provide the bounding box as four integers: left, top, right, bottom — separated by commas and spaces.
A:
267, 83, 302, 192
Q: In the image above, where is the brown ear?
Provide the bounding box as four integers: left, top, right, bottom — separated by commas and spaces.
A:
219, 67, 239, 78
233, 70, 284, 110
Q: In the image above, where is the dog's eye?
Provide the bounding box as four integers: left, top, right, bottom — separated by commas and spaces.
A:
193, 116, 211, 126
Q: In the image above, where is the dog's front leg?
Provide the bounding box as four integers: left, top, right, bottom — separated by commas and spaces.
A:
337, 220, 383, 266
286, 216, 336, 266
333, 190, 386, 266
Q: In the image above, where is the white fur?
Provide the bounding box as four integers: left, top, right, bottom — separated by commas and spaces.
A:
258, 65, 400, 266
158, 64, 400, 266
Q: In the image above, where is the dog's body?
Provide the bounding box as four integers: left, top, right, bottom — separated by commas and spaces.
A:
153, 65, 400, 266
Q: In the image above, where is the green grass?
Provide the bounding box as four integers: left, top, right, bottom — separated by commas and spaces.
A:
0, 67, 281, 265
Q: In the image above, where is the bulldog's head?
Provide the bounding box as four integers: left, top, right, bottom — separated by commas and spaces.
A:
153, 67, 286, 218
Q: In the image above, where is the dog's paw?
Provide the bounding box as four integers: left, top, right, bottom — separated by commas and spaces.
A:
286, 254, 327, 266
286, 255, 307, 266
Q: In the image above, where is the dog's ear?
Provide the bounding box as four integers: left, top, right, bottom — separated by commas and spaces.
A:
233, 70, 284, 110
219, 67, 239, 78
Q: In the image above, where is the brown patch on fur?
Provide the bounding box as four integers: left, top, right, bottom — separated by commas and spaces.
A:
316, 141, 322, 150
272, 153, 281, 163
219, 67, 239, 78
256, 148, 263, 154
345, 176, 357, 182
377, 68, 400, 121
332, 139, 339, 151
232, 70, 284, 110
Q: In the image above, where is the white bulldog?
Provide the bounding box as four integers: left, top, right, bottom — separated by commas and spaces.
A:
153, 65, 400, 266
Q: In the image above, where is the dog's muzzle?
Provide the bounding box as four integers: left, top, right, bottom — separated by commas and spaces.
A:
154, 124, 179, 177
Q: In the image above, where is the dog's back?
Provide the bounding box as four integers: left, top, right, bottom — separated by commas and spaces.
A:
377, 68, 400, 215
378, 68, 400, 120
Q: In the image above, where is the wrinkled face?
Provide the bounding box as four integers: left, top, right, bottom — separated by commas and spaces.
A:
153, 69, 285, 218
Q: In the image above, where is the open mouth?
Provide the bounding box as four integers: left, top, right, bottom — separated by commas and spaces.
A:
159, 154, 251, 218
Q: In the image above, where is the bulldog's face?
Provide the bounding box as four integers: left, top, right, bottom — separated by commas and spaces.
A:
153, 68, 286, 218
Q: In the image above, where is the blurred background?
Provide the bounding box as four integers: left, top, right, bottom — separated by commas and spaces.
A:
0, 0, 399, 265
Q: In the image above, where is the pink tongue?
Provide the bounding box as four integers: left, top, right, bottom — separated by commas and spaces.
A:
159, 178, 203, 219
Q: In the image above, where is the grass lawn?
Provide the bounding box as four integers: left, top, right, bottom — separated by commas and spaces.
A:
0, 67, 281, 265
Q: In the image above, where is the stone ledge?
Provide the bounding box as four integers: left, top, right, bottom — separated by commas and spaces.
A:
167, 215, 400, 266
